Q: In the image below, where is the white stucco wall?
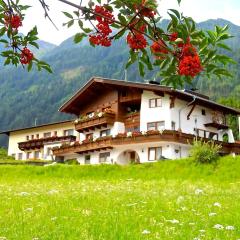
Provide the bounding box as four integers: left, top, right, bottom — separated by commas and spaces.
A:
140, 91, 171, 131
8, 122, 79, 160
66, 142, 191, 165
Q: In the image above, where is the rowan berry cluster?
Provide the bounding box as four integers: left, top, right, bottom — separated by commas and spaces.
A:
89, 6, 114, 47
134, 0, 156, 18
4, 13, 22, 30
178, 42, 203, 77
20, 47, 34, 65
127, 32, 147, 50
151, 40, 169, 55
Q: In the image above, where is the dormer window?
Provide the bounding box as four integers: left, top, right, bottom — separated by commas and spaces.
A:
202, 109, 206, 116
149, 98, 162, 108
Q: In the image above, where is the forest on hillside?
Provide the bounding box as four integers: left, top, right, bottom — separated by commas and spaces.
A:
0, 18, 240, 145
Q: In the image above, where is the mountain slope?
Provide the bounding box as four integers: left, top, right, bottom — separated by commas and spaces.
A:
0, 18, 240, 146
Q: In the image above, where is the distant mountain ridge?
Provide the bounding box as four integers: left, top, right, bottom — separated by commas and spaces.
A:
0, 18, 240, 146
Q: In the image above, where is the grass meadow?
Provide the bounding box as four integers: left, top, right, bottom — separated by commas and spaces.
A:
0, 156, 240, 239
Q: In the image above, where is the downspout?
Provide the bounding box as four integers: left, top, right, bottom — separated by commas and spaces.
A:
178, 96, 196, 131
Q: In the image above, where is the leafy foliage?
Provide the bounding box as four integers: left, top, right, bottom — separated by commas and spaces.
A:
190, 139, 221, 165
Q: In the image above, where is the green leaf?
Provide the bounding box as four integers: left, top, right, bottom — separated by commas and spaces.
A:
138, 61, 145, 77
74, 33, 86, 43
0, 27, 6, 37
67, 20, 74, 28
62, 11, 73, 19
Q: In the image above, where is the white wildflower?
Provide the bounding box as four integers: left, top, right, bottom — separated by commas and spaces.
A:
142, 230, 150, 235
126, 203, 138, 207
48, 189, 59, 194
176, 196, 184, 204
213, 202, 221, 208
51, 217, 57, 221
225, 225, 235, 230
193, 238, 200, 240
74, 119, 79, 124
213, 224, 224, 230
0, 237, 7, 240
189, 222, 195, 226
19, 192, 30, 196
25, 208, 33, 212
195, 188, 204, 195
209, 212, 217, 217
199, 230, 205, 233
166, 219, 179, 224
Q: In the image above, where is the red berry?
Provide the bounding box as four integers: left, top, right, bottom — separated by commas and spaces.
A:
20, 47, 34, 65
151, 40, 169, 55
179, 55, 203, 78
127, 33, 147, 50
169, 32, 178, 42
5, 14, 22, 29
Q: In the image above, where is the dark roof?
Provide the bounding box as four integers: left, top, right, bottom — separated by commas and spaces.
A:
0, 120, 74, 136
59, 77, 240, 115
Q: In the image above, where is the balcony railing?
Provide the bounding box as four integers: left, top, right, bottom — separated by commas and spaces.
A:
74, 112, 116, 133
124, 112, 140, 129
205, 113, 228, 130
53, 130, 240, 156
18, 135, 76, 151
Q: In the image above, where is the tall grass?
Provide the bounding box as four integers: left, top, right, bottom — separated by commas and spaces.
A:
0, 156, 239, 239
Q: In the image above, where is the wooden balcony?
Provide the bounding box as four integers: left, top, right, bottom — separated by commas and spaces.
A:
53, 130, 240, 156
204, 122, 229, 130
124, 112, 140, 129
205, 113, 228, 130
74, 112, 116, 133
18, 135, 76, 151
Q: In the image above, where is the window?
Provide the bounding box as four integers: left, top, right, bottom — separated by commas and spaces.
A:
100, 129, 111, 137
47, 147, 52, 156
87, 111, 95, 118
148, 147, 162, 161
26, 135, 29, 141
64, 129, 74, 136
18, 153, 22, 160
171, 121, 176, 130
99, 152, 110, 163
147, 121, 165, 131
149, 98, 162, 108
12, 154, 16, 159
126, 126, 140, 132
85, 155, 91, 164
36, 134, 39, 139
26, 152, 31, 159
53, 131, 57, 136
44, 132, 51, 138
202, 109, 206, 116
34, 151, 40, 159
31, 135, 34, 140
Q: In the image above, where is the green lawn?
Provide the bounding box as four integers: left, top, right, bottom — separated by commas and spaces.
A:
0, 157, 239, 239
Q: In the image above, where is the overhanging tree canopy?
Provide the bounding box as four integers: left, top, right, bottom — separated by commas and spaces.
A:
0, 0, 235, 87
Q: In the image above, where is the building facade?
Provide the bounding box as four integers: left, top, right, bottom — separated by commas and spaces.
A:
2, 77, 240, 164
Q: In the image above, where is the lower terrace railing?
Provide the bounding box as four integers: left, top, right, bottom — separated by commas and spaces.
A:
18, 135, 76, 151
52, 130, 240, 156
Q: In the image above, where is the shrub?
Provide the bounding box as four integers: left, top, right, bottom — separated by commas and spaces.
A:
64, 158, 79, 165
190, 139, 221, 165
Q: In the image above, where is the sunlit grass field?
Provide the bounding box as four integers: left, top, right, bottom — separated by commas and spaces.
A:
0, 156, 240, 239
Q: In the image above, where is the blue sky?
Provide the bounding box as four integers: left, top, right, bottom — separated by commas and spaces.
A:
21, 0, 240, 45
